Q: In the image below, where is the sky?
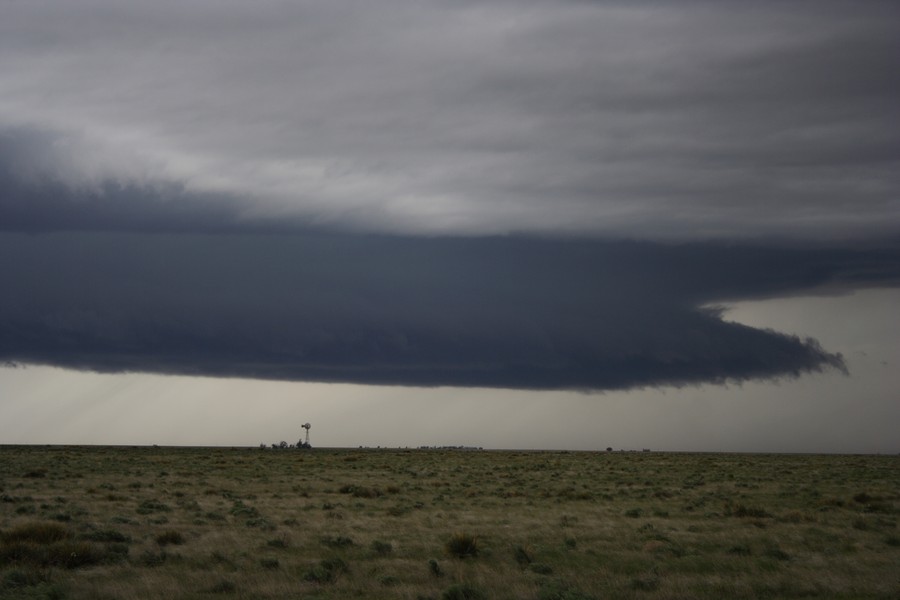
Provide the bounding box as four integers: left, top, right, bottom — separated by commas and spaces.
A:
1, 1, 898, 452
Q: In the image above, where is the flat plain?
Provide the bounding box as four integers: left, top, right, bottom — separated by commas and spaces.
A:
0, 445, 898, 599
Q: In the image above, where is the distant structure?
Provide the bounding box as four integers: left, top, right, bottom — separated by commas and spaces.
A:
298, 422, 312, 449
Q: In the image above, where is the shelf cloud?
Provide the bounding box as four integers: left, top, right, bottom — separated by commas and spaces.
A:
1, 0, 898, 391
3, 232, 897, 390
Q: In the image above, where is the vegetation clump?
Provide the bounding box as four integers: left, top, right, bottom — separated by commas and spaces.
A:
371, 540, 393, 555
445, 532, 478, 558
136, 500, 171, 515
155, 530, 185, 546
320, 535, 354, 548
428, 557, 444, 577
441, 583, 486, 600
302, 557, 349, 583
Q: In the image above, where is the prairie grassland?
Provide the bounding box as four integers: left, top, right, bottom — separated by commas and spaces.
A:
0, 446, 897, 599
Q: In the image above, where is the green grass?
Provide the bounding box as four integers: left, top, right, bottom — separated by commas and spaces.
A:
0, 445, 897, 599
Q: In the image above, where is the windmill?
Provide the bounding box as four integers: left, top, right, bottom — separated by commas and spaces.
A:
299, 422, 311, 449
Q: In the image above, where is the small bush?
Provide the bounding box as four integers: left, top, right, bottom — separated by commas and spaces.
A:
81, 529, 131, 543
730, 504, 771, 518
303, 557, 349, 583
338, 485, 382, 498
428, 558, 444, 577
139, 550, 168, 567
321, 535, 354, 548
445, 532, 478, 558
853, 492, 875, 504
260, 557, 279, 570
208, 579, 236, 594
155, 530, 185, 546
380, 575, 401, 586
764, 546, 791, 561
630, 574, 660, 591
513, 545, 532, 567
136, 500, 171, 515
245, 517, 275, 530
51, 540, 108, 568
1, 522, 68, 544
538, 579, 597, 600
229, 501, 259, 518
441, 583, 486, 600
372, 540, 393, 555
2, 568, 44, 589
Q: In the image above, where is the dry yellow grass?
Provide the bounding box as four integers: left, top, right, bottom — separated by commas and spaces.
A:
1, 446, 898, 599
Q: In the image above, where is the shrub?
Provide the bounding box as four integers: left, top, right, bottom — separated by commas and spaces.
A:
229, 501, 259, 518
372, 540, 393, 555
764, 546, 791, 561
139, 550, 168, 567
260, 557, 279, 570
338, 485, 382, 498
303, 557, 349, 583
538, 579, 597, 600
267, 536, 289, 548
445, 532, 478, 558
136, 500, 171, 515
1, 522, 68, 544
155, 530, 185, 546
81, 529, 131, 543
730, 504, 771, 518
441, 583, 486, 600
321, 535, 354, 548
853, 492, 875, 504
513, 545, 532, 567
428, 558, 444, 577
630, 574, 660, 591
208, 579, 236, 594
245, 517, 275, 530
50, 540, 107, 568
2, 568, 44, 589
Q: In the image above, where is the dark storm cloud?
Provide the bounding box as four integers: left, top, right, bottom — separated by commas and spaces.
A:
0, 1, 898, 240
1, 1, 898, 391
3, 232, 898, 390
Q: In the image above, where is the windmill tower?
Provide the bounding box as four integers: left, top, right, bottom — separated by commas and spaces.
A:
299, 422, 311, 449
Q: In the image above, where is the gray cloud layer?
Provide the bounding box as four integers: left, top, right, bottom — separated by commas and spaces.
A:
1, 1, 898, 240
3, 232, 897, 390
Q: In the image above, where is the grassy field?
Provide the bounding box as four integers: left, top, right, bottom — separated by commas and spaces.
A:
0, 446, 897, 599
